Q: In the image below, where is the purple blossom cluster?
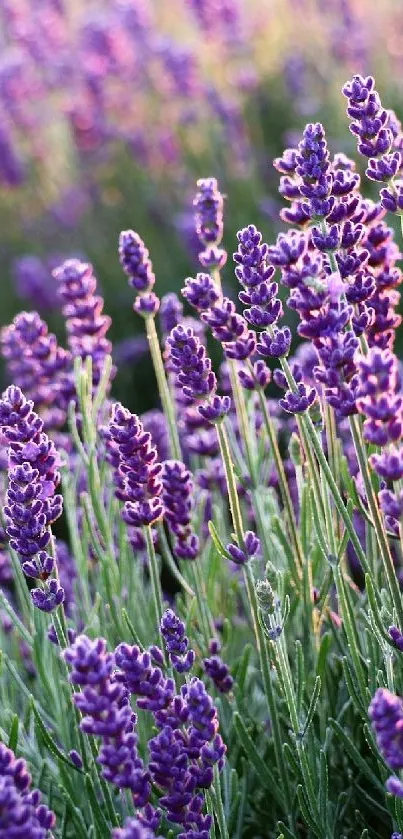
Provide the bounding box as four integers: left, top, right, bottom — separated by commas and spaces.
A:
119, 230, 159, 318
106, 403, 164, 528
54, 258, 114, 391
203, 639, 233, 693
0, 385, 64, 611
1, 310, 71, 431
65, 635, 150, 804
113, 818, 162, 839
167, 324, 231, 423
369, 688, 403, 798
342, 75, 403, 213
160, 609, 195, 672
115, 641, 225, 835
161, 460, 199, 559
272, 124, 402, 417
0, 742, 56, 837
193, 177, 227, 270
356, 347, 403, 532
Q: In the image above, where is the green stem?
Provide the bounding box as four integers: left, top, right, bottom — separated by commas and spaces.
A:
144, 524, 165, 645
228, 362, 258, 486
145, 315, 182, 460
215, 419, 293, 814
277, 351, 370, 572
157, 524, 195, 598
253, 376, 303, 574
189, 558, 215, 647
274, 638, 328, 837
212, 764, 230, 839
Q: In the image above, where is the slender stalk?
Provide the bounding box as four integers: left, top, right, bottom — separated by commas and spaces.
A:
274, 638, 329, 837
145, 315, 182, 460
253, 374, 303, 574
276, 351, 370, 574
157, 524, 195, 598
212, 764, 230, 839
228, 362, 258, 487
144, 524, 164, 644
188, 558, 216, 646
215, 420, 293, 815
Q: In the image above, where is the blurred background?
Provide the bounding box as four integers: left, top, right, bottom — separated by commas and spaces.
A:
0, 0, 402, 410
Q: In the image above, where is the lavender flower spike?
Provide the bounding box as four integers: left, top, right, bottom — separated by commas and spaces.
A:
167, 324, 231, 422
54, 258, 114, 391
160, 608, 195, 673
113, 818, 162, 839
106, 403, 164, 528
0, 742, 56, 837
369, 687, 403, 799
161, 460, 199, 559
65, 635, 150, 804
0, 386, 64, 612
193, 177, 227, 269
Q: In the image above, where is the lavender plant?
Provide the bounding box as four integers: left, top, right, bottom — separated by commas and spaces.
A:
4, 72, 403, 839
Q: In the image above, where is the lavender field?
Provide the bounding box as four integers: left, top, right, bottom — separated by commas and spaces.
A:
1, 2, 403, 838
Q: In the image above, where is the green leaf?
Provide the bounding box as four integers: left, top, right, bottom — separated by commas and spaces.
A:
0, 590, 33, 647
57, 783, 88, 839
233, 713, 284, 808
319, 749, 328, 826
31, 697, 84, 774
7, 715, 19, 753
233, 645, 252, 694
295, 640, 304, 717
296, 785, 322, 837
85, 774, 112, 837
329, 719, 385, 793
316, 632, 332, 682
301, 675, 321, 738
208, 520, 231, 560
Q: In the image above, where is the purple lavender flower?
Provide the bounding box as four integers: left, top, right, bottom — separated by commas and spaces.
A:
114, 643, 175, 713
0, 746, 56, 836
65, 635, 150, 804
193, 177, 227, 269
159, 293, 184, 338
148, 676, 225, 832
1, 311, 71, 431
356, 348, 403, 446
12, 255, 60, 311
342, 75, 403, 214
279, 383, 317, 414
295, 122, 333, 218
106, 403, 164, 528
227, 530, 260, 565
161, 460, 199, 560
257, 326, 291, 358
369, 688, 403, 771
342, 75, 392, 161
203, 639, 233, 693
0, 386, 64, 612
167, 325, 230, 422
182, 273, 222, 313
141, 410, 169, 463
54, 258, 114, 391
234, 225, 278, 326
389, 626, 403, 652
160, 609, 195, 673
238, 359, 271, 390
113, 818, 162, 839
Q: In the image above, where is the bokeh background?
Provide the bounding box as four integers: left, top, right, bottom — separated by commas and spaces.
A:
1, 0, 402, 411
